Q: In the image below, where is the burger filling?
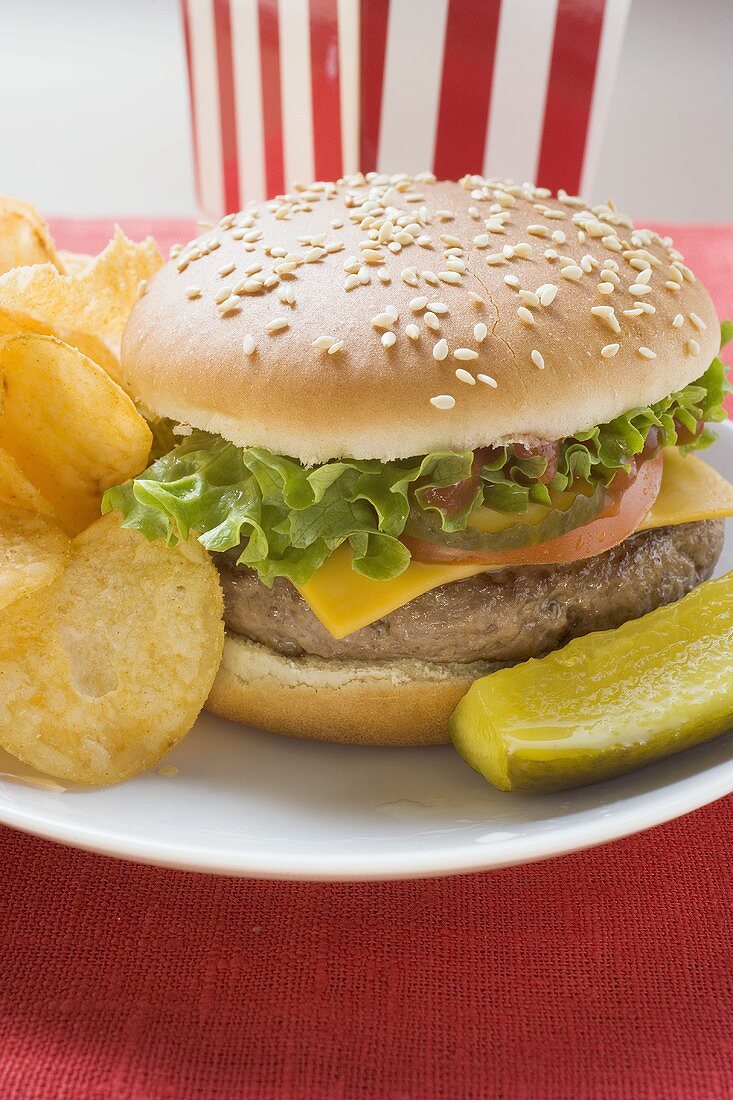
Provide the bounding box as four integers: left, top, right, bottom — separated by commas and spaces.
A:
105, 358, 726, 598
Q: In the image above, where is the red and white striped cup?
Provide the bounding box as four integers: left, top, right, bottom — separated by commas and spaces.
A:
181, 0, 631, 218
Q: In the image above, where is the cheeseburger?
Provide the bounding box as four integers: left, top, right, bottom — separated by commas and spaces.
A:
107, 174, 731, 746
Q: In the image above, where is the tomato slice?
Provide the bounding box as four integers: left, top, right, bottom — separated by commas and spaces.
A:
403, 454, 664, 567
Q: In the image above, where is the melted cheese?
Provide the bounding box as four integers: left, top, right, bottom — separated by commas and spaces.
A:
298, 451, 733, 640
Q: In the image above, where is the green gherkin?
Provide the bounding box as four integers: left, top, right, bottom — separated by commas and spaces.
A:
449, 572, 733, 793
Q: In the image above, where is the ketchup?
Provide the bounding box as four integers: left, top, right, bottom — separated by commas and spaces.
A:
420, 447, 498, 515
513, 440, 561, 484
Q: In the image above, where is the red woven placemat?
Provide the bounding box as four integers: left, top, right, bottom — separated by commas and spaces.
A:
1, 221, 731, 1100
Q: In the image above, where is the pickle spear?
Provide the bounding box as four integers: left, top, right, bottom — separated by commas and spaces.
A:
449, 572, 733, 793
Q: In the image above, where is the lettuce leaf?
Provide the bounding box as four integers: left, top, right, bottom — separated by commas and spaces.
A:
104, 362, 729, 586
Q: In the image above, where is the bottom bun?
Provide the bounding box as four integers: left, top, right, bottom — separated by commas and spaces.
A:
206, 634, 500, 747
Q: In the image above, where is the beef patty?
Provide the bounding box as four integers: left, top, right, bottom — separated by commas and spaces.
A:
218, 521, 724, 665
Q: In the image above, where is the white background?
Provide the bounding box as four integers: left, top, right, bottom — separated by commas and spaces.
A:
0, 0, 731, 221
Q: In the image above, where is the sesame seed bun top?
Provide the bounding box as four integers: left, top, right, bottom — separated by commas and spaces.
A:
122, 174, 720, 465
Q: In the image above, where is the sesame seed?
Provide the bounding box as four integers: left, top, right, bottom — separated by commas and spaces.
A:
468, 291, 485, 305
312, 336, 337, 350
561, 265, 583, 281
519, 290, 540, 308
454, 348, 479, 361
531, 349, 545, 369
424, 311, 440, 331
672, 313, 684, 328
623, 308, 644, 317
433, 339, 448, 361
638, 346, 656, 359
538, 283, 558, 307
382, 331, 396, 348
217, 296, 240, 315
410, 296, 428, 312
427, 301, 449, 315
215, 286, 233, 303
371, 312, 396, 330
328, 340, 344, 355
502, 245, 515, 259
438, 271, 462, 284
265, 317, 289, 334
474, 234, 490, 248
630, 283, 652, 296
423, 271, 439, 285
377, 269, 392, 284
689, 312, 707, 332
405, 324, 420, 340
544, 249, 559, 261
243, 334, 256, 355
598, 282, 615, 295
401, 268, 419, 286
455, 368, 476, 385
527, 224, 549, 238
430, 394, 455, 410
241, 279, 265, 295
513, 242, 532, 259
186, 286, 201, 299
486, 252, 506, 265
344, 274, 360, 291
504, 274, 520, 289
551, 230, 567, 245
446, 258, 467, 274
665, 281, 681, 292
687, 339, 700, 356
416, 236, 432, 248
477, 374, 497, 387
217, 261, 236, 278
601, 343, 619, 358
137, 279, 148, 297
591, 305, 621, 333
441, 234, 462, 248
636, 302, 656, 314
474, 322, 488, 343
517, 306, 535, 325
358, 268, 370, 285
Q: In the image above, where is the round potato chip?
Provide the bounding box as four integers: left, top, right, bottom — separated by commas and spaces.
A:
0, 226, 162, 384
0, 196, 63, 275
0, 333, 152, 533
0, 513, 224, 785
0, 446, 55, 514
0, 506, 69, 611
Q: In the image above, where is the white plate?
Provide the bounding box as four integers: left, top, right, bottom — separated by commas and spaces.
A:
1, 423, 731, 880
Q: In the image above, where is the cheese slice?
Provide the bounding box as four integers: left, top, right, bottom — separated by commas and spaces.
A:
298, 451, 733, 640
